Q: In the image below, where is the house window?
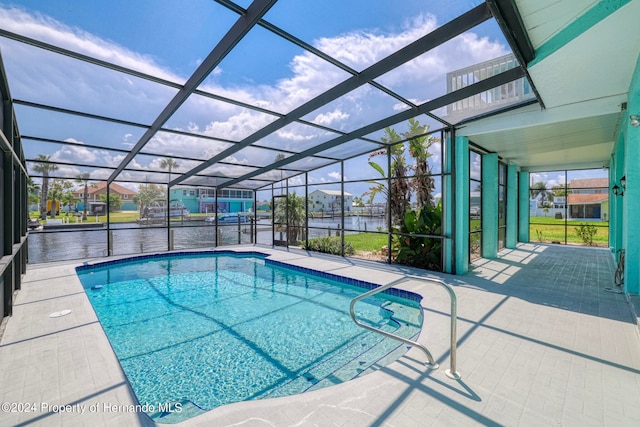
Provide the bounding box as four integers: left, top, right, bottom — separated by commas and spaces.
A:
498, 162, 507, 250
122, 194, 128, 200
469, 150, 482, 261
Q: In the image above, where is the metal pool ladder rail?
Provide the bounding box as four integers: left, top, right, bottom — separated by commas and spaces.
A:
349, 275, 461, 380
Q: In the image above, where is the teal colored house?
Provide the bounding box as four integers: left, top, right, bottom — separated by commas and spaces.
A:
169, 187, 254, 214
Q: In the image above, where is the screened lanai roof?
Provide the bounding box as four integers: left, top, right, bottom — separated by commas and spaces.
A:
2, 0, 628, 191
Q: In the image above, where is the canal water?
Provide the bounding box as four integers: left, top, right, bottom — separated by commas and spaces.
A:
28, 216, 388, 264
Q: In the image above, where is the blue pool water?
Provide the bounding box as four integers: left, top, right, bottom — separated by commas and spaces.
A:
76, 251, 423, 423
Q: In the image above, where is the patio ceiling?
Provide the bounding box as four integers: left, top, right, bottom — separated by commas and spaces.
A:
460, 0, 640, 172
1, 1, 634, 189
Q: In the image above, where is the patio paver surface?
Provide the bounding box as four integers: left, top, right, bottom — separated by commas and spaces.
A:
1, 243, 639, 426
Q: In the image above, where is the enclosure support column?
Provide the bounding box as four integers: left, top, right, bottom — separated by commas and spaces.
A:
518, 171, 530, 242
215, 189, 219, 247
19, 172, 28, 275
166, 184, 171, 252
624, 59, 640, 293
2, 147, 12, 257
443, 129, 454, 274
506, 164, 518, 248
341, 161, 345, 256
611, 141, 624, 253
253, 190, 257, 243
482, 153, 498, 258
454, 136, 469, 274
304, 173, 309, 248
609, 153, 615, 249
624, 136, 640, 294
386, 147, 392, 264
106, 183, 112, 255
2, 152, 14, 318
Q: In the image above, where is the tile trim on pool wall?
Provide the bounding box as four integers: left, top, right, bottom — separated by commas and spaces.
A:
264, 259, 422, 303
75, 250, 268, 273
74, 250, 422, 303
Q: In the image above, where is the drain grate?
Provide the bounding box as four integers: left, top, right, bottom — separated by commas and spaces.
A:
49, 309, 71, 318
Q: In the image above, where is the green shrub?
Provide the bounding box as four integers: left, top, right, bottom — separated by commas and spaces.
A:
574, 223, 597, 246
392, 204, 442, 271
306, 236, 355, 256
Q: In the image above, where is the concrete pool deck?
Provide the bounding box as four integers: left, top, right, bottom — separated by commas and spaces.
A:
1, 243, 639, 426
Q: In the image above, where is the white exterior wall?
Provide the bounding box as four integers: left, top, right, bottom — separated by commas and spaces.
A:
308, 190, 353, 212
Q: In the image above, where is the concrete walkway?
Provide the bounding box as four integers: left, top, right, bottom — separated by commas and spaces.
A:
1, 243, 639, 426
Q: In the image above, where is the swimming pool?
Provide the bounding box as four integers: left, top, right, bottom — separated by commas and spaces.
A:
76, 251, 423, 423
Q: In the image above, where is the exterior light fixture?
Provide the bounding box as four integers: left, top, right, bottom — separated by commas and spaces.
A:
613, 176, 626, 197
631, 114, 640, 127
612, 184, 620, 196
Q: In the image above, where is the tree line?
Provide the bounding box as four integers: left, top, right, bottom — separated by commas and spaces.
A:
30, 155, 178, 220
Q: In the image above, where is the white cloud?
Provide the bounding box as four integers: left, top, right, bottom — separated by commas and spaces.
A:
49, 139, 122, 169
530, 172, 567, 189
0, 7, 182, 83
393, 102, 416, 112
328, 171, 342, 181
144, 132, 231, 160
312, 15, 435, 72
202, 109, 277, 141
313, 109, 350, 126
4, 6, 510, 184
276, 129, 316, 142
221, 155, 249, 166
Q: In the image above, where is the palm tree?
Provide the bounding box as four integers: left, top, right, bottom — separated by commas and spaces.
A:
75, 173, 91, 220
61, 192, 79, 216
404, 117, 436, 210
27, 177, 40, 211
551, 184, 567, 198
364, 128, 410, 226
100, 193, 123, 212
159, 158, 179, 182
530, 181, 551, 207
274, 153, 286, 192
47, 179, 73, 219
133, 184, 165, 218
274, 191, 305, 243
32, 154, 58, 219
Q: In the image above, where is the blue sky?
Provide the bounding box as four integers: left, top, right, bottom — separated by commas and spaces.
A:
1, 0, 516, 199
530, 169, 609, 189
5, 0, 490, 85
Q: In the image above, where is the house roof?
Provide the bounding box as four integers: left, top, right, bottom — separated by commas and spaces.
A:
75, 181, 137, 196
569, 178, 609, 189
309, 189, 353, 197
567, 193, 608, 205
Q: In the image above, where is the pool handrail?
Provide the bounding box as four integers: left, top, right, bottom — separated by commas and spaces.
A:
349, 275, 461, 380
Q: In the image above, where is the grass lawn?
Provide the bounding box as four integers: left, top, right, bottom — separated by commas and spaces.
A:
31, 211, 141, 224
30, 210, 610, 249
96, 211, 141, 223
344, 218, 609, 251
33, 211, 215, 224
344, 232, 388, 252
530, 217, 609, 246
